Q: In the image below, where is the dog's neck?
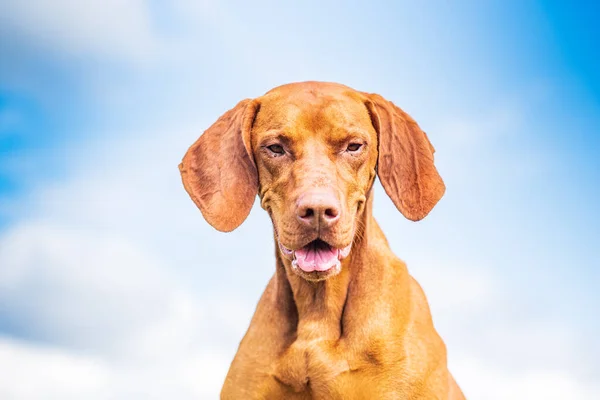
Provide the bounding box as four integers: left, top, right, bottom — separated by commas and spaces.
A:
273, 193, 385, 343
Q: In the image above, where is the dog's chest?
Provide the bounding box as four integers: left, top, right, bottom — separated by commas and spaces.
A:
267, 338, 404, 399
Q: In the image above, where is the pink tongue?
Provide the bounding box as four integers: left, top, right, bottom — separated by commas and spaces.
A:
295, 243, 339, 272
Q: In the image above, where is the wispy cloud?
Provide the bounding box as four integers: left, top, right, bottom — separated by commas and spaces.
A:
0, 0, 158, 62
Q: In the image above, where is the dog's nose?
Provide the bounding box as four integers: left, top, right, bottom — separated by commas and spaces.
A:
296, 190, 341, 229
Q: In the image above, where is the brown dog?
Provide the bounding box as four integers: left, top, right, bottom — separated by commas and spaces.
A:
180, 81, 465, 399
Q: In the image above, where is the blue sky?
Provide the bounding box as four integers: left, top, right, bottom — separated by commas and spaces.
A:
0, 1, 599, 398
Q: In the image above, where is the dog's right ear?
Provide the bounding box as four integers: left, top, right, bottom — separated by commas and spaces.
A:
179, 99, 260, 232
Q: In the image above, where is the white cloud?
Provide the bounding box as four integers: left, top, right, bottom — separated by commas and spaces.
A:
0, 221, 196, 354
453, 356, 600, 400
0, 216, 244, 399
0, 0, 158, 62
0, 335, 232, 400
0, 337, 111, 400
410, 261, 497, 314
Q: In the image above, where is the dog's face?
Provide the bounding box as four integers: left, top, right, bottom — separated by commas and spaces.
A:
180, 82, 445, 281
250, 84, 378, 280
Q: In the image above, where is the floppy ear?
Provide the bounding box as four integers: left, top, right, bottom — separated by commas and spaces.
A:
179, 99, 260, 232
364, 93, 445, 221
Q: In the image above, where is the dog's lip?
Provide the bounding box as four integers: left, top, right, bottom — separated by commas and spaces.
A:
278, 242, 294, 256
278, 240, 352, 261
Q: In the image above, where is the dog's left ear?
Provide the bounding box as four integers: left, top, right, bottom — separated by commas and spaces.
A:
364, 93, 445, 221
179, 99, 260, 232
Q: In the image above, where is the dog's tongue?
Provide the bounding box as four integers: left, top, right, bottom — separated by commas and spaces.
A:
294, 241, 339, 272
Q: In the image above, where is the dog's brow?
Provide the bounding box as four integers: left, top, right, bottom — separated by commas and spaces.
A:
257, 130, 291, 144
258, 129, 292, 145
344, 128, 371, 139
328, 128, 370, 144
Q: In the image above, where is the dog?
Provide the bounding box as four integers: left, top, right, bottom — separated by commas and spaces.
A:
179, 81, 465, 399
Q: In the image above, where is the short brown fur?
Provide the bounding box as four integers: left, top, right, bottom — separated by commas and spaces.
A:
179, 81, 465, 399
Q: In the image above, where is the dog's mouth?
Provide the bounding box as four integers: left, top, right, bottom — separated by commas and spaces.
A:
279, 239, 352, 273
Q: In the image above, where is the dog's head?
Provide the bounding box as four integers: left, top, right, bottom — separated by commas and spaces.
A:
180, 82, 445, 281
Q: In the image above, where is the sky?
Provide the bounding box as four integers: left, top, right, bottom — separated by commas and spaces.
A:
0, 0, 599, 399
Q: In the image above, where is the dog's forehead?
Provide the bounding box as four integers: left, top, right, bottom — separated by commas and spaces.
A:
255, 84, 372, 139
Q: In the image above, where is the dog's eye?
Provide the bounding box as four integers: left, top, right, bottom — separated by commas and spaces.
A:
346, 143, 363, 152
267, 144, 285, 155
